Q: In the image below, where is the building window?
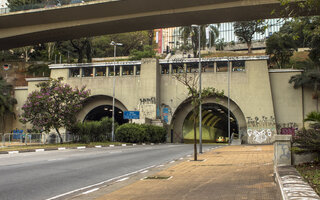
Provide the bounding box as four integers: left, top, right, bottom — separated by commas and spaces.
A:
217, 61, 228, 72
95, 66, 106, 76
172, 63, 184, 73
161, 64, 169, 74
232, 61, 246, 72
186, 62, 198, 73
202, 61, 214, 72
122, 65, 134, 75
108, 66, 120, 76
82, 68, 93, 77
69, 68, 80, 77
136, 65, 141, 75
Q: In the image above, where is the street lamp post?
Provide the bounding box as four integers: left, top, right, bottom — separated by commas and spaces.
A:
110, 41, 122, 142
192, 24, 202, 154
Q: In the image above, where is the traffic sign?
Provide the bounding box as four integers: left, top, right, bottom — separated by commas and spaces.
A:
3, 64, 10, 71
123, 111, 140, 119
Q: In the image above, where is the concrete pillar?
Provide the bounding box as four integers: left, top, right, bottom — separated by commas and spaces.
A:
93, 67, 96, 77
274, 135, 292, 166
214, 62, 217, 73
169, 64, 172, 74
106, 66, 109, 77
120, 65, 123, 76
133, 65, 137, 75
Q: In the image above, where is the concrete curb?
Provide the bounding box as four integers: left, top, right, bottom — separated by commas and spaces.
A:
0, 143, 164, 154
275, 166, 320, 200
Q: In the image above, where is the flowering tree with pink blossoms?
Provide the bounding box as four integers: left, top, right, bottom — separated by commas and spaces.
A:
20, 77, 90, 143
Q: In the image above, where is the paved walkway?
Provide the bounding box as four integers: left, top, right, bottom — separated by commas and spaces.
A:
95, 145, 281, 200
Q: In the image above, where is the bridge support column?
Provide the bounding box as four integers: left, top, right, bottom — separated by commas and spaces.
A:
274, 135, 292, 166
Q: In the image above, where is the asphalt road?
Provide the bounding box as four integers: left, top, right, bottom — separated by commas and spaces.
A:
0, 144, 218, 200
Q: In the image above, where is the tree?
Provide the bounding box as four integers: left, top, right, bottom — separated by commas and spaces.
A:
278, 0, 320, 18
175, 70, 223, 161
289, 71, 320, 111
180, 25, 207, 57
7, 0, 44, 12
0, 77, 17, 133
129, 45, 156, 60
208, 25, 220, 49
266, 32, 297, 68
70, 37, 92, 63
20, 77, 90, 143
233, 20, 266, 53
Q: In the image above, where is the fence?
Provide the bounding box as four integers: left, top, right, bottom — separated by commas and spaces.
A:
0, 132, 74, 147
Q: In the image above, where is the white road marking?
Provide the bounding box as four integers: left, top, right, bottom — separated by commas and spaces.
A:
156, 165, 164, 168
122, 144, 126, 146
47, 158, 64, 162
8, 151, 19, 154
109, 145, 115, 147
81, 188, 99, 195
45, 165, 156, 200
140, 170, 149, 174
95, 145, 102, 148
35, 149, 44, 152
77, 146, 86, 149
169, 161, 175, 164
58, 147, 66, 150
115, 177, 129, 182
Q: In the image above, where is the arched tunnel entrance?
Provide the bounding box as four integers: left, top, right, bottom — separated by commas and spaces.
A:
171, 96, 247, 143
84, 105, 128, 125
77, 95, 129, 125
183, 103, 238, 143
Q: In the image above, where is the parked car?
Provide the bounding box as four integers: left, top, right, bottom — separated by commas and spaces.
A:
216, 136, 225, 143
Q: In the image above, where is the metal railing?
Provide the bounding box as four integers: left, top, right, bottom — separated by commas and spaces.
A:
0, 132, 74, 147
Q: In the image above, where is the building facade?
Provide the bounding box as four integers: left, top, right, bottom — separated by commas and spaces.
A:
8, 56, 316, 145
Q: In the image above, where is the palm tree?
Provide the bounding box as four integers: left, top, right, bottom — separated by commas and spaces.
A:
208, 25, 220, 49
0, 77, 17, 133
180, 25, 208, 57
289, 71, 320, 112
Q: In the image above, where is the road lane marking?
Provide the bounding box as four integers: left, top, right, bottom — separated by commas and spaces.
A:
140, 170, 149, 174
115, 177, 129, 182
82, 188, 99, 194
45, 165, 156, 200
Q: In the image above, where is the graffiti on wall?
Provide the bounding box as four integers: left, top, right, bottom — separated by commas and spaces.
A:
246, 116, 276, 144
138, 97, 157, 119
277, 122, 298, 136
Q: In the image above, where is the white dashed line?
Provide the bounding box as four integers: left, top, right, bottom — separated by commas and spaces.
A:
115, 177, 129, 182
46, 165, 155, 200
82, 188, 99, 195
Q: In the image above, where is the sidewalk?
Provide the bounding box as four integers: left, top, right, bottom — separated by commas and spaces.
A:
95, 145, 281, 200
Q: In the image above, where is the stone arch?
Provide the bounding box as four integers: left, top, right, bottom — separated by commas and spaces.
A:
170, 96, 246, 143
77, 95, 128, 123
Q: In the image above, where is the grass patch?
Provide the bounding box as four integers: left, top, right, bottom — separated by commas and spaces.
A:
296, 161, 320, 195
0, 142, 123, 151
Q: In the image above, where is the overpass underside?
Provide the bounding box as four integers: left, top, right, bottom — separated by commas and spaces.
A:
0, 0, 318, 49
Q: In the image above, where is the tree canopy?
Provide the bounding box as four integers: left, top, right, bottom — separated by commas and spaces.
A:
233, 20, 266, 53
20, 77, 90, 143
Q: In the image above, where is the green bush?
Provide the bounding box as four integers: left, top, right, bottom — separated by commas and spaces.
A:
70, 117, 116, 143
293, 128, 320, 154
116, 123, 167, 143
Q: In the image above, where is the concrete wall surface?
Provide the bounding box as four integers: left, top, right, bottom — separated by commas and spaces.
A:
9, 56, 316, 144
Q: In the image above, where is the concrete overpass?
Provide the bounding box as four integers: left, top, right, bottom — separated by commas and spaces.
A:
0, 0, 316, 50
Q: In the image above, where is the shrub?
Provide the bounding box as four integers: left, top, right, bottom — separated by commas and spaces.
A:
116, 123, 167, 143
293, 128, 320, 154
70, 117, 116, 143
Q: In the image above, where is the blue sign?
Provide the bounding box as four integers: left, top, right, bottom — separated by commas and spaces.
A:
123, 111, 140, 119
